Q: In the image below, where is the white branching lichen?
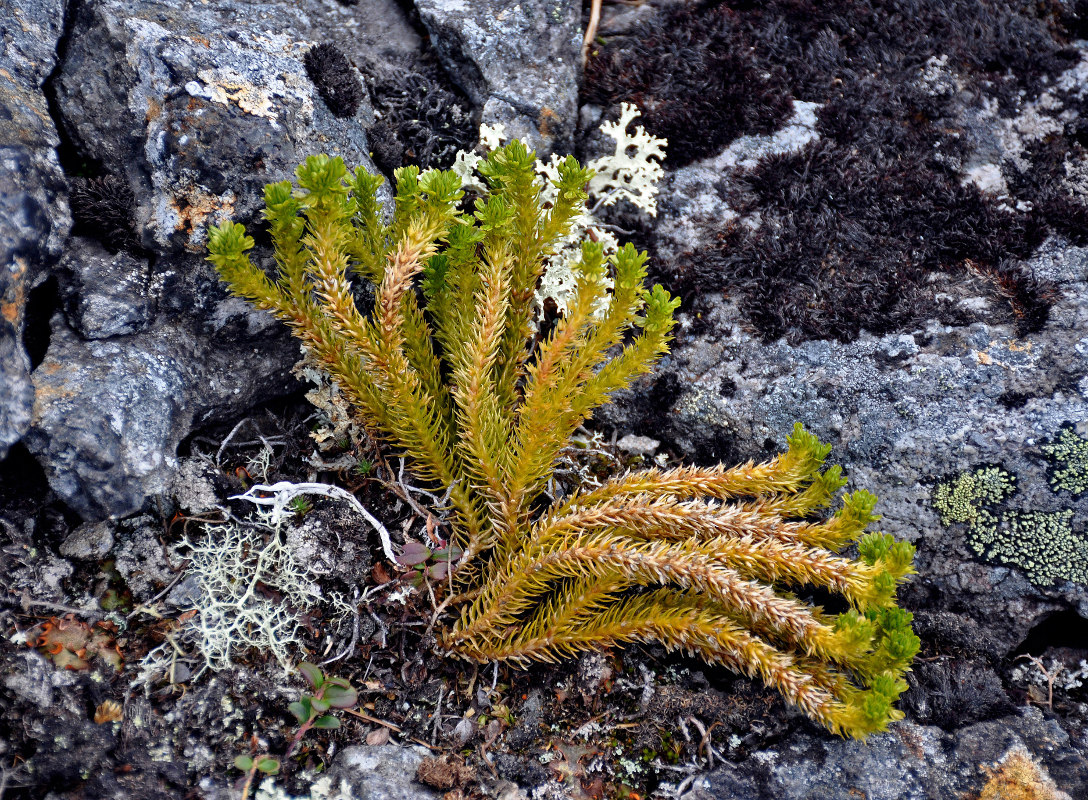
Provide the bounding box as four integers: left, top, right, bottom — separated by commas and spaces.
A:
184, 521, 317, 675
136, 482, 375, 688
585, 102, 668, 217
232, 481, 395, 562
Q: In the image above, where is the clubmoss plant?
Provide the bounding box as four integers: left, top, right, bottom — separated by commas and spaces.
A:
207, 143, 918, 738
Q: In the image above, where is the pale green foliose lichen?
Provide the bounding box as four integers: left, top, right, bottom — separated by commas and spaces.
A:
968, 510, 1088, 586
933, 461, 1087, 587
932, 466, 1016, 529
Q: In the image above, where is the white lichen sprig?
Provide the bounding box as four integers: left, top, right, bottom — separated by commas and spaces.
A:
232, 480, 395, 562
135, 480, 388, 689
585, 101, 668, 217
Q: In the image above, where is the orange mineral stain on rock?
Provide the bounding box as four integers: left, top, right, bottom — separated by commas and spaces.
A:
170, 188, 237, 251
2, 257, 28, 326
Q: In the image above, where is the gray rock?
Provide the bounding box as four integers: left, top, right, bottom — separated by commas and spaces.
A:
602, 238, 1088, 655
25, 316, 297, 519
165, 573, 202, 609
23, 0, 423, 515
59, 521, 115, 560
110, 515, 179, 599
54, 0, 397, 255
682, 708, 1086, 800
616, 433, 660, 458
603, 235, 1088, 654
164, 457, 222, 516
57, 242, 153, 339
196, 745, 439, 800
326, 745, 438, 800
416, 0, 581, 155
0, 329, 35, 459
2, 650, 79, 710
0, 0, 71, 459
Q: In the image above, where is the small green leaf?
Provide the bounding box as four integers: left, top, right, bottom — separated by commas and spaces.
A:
312, 715, 341, 730
298, 662, 324, 690
311, 697, 331, 713
234, 755, 254, 772
289, 700, 310, 723
324, 684, 358, 709
432, 545, 463, 561
256, 757, 281, 775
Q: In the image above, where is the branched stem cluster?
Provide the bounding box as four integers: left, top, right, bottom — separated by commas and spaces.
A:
208, 143, 918, 738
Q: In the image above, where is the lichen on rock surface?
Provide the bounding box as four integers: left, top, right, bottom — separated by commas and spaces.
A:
930, 455, 1087, 588
3, 0, 1088, 796
0, 0, 71, 460
1043, 425, 1088, 497
973, 510, 1087, 588
933, 466, 1017, 530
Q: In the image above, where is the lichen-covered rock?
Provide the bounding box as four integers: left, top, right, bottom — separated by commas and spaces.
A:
681, 708, 1086, 800
326, 745, 439, 800
56, 242, 154, 339
27, 0, 425, 516
59, 520, 115, 561
54, 0, 397, 254
590, 28, 1088, 656
0, 0, 71, 459
415, 0, 580, 155
25, 317, 297, 519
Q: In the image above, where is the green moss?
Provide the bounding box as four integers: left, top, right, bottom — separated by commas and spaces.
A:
968, 510, 1087, 587
1041, 425, 1088, 497
933, 466, 1016, 529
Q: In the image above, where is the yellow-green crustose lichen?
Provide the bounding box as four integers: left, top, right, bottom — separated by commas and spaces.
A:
1041, 425, 1088, 497
933, 463, 1087, 587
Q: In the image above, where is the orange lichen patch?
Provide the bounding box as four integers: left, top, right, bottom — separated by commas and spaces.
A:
145, 96, 162, 124
191, 35, 211, 48
1, 297, 21, 326
539, 106, 559, 138
31, 367, 80, 413
893, 725, 926, 760
194, 67, 275, 119
29, 615, 123, 671
971, 746, 1070, 800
